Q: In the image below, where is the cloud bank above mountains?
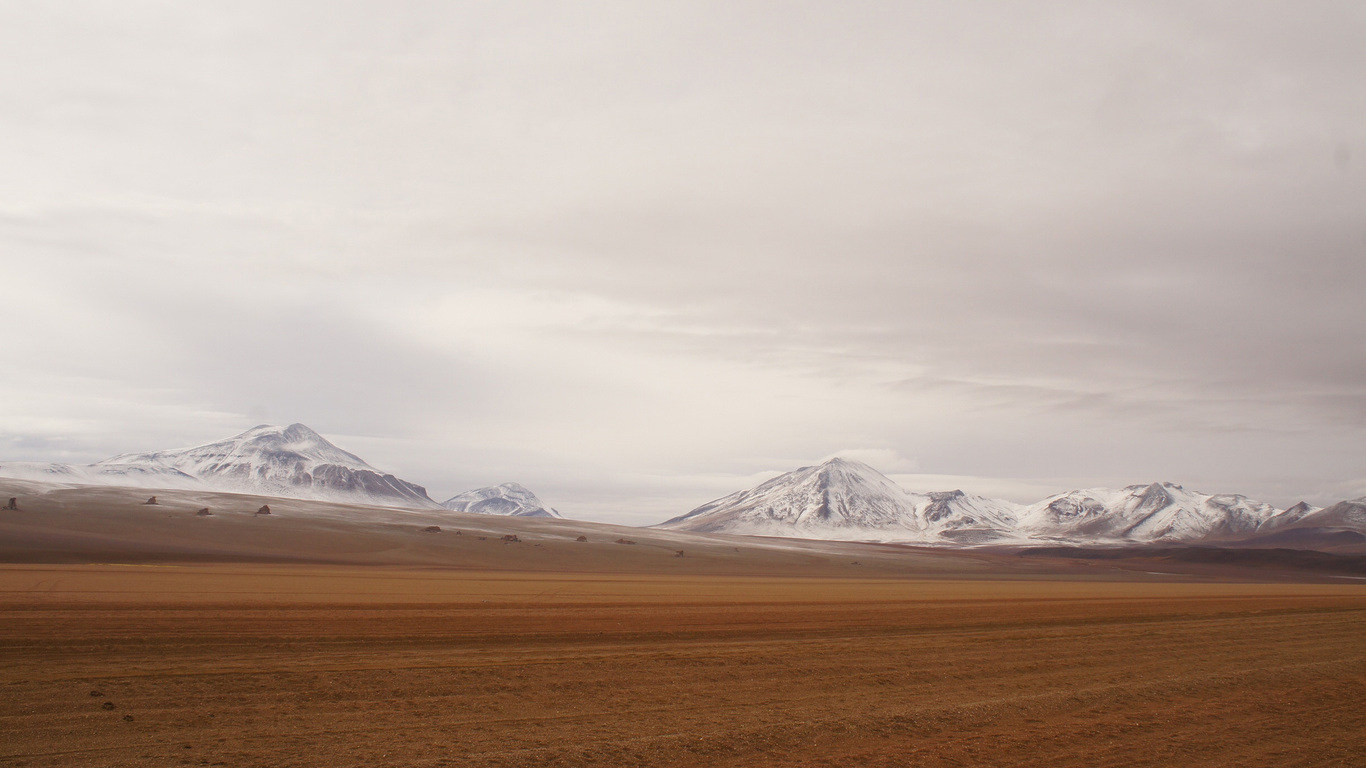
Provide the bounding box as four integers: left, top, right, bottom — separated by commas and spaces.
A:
2, 2, 1364, 523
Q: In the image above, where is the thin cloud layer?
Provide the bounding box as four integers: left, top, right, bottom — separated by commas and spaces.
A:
2, 2, 1364, 520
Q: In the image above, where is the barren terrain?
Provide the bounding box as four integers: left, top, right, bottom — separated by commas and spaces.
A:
2, 481, 1365, 766
2, 565, 1364, 767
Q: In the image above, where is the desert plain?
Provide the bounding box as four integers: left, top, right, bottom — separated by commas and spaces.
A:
2, 482, 1365, 767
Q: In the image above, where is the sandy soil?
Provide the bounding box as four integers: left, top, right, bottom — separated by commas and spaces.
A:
2, 564, 1364, 767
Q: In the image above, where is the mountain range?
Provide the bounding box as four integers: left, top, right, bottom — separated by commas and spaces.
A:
659, 457, 1366, 549
0, 424, 555, 516
4, 428, 1363, 549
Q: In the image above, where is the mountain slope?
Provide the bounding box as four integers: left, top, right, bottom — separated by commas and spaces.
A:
658, 458, 1020, 543
0, 424, 437, 509
1241, 497, 1366, 550
0, 460, 203, 489
441, 483, 561, 518
658, 461, 1348, 547
1017, 483, 1281, 543
660, 458, 922, 536
1296, 497, 1366, 529
915, 489, 1023, 543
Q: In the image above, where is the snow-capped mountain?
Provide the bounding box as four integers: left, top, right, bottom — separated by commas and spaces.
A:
441, 482, 561, 518
1236, 497, 1365, 550
1016, 482, 1282, 543
0, 424, 438, 509
658, 458, 1021, 543
915, 489, 1022, 543
0, 459, 204, 490
1264, 497, 1366, 534
1262, 500, 1321, 529
657, 459, 1361, 547
659, 458, 924, 537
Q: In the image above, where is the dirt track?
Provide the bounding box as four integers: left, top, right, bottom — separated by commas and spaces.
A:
2, 565, 1365, 767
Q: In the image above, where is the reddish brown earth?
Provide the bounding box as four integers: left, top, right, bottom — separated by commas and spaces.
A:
2, 565, 1364, 767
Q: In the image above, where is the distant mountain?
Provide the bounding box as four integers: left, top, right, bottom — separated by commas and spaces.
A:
1240, 497, 1366, 550
657, 458, 1020, 543
0, 424, 438, 509
1298, 497, 1366, 529
1016, 482, 1282, 543
1, 458, 204, 490
658, 458, 925, 537
658, 458, 1364, 547
441, 483, 561, 518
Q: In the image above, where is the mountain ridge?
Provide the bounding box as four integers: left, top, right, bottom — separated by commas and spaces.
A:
441, 482, 562, 518
0, 424, 438, 509
4, 432, 1363, 546
660, 458, 1362, 547
660, 458, 1023, 542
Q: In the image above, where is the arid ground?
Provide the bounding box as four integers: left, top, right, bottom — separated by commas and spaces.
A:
3, 481, 1365, 766
3, 564, 1365, 768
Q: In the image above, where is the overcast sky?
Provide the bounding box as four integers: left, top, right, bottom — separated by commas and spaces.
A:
3, 1, 1364, 523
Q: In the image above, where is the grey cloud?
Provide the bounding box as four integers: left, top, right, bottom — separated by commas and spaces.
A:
3, 1, 1365, 520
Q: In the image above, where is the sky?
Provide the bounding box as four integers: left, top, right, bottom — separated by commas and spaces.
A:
3, 1, 1365, 524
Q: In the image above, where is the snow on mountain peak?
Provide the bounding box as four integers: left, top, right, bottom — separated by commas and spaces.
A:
191, 423, 371, 468
1017, 481, 1282, 543
3, 424, 435, 509
658, 463, 1335, 547
441, 482, 561, 518
658, 459, 1020, 543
